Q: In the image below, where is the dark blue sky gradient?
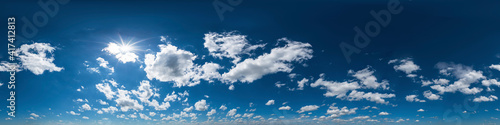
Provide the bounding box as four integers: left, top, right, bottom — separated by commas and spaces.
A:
1, 0, 500, 124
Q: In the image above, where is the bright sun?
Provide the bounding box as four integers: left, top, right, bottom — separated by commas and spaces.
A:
105, 42, 135, 54
119, 44, 133, 52
103, 41, 140, 63
102, 35, 147, 63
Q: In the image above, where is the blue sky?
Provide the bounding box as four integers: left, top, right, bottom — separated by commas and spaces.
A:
1, 0, 500, 124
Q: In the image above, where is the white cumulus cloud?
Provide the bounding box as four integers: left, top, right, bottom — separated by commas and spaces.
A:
16, 43, 63, 75
297, 105, 319, 113
311, 67, 395, 104
265, 100, 275, 106
349, 66, 389, 89
96, 57, 114, 74
326, 103, 357, 118
405, 95, 426, 102
490, 64, 500, 71
227, 109, 237, 117
431, 63, 485, 95
297, 78, 309, 90
423, 90, 441, 100
69, 111, 80, 115
219, 105, 227, 111
279, 106, 291, 110
203, 31, 265, 64
473, 95, 498, 102
144, 44, 221, 87
378, 112, 389, 115
347, 90, 395, 104
81, 103, 91, 111
207, 109, 216, 116
139, 113, 151, 120
389, 58, 420, 77
195, 99, 209, 111
184, 106, 194, 112
221, 38, 313, 83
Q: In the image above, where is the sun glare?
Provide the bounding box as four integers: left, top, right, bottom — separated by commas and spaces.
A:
104, 35, 143, 55
120, 44, 133, 52
105, 42, 134, 54
101, 35, 149, 63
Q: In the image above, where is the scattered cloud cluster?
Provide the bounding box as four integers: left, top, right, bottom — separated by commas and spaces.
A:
399, 61, 500, 104
16, 32, 500, 124
311, 66, 395, 104
95, 80, 179, 112
143, 32, 313, 89
405, 95, 426, 102
430, 63, 485, 95
325, 103, 357, 118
